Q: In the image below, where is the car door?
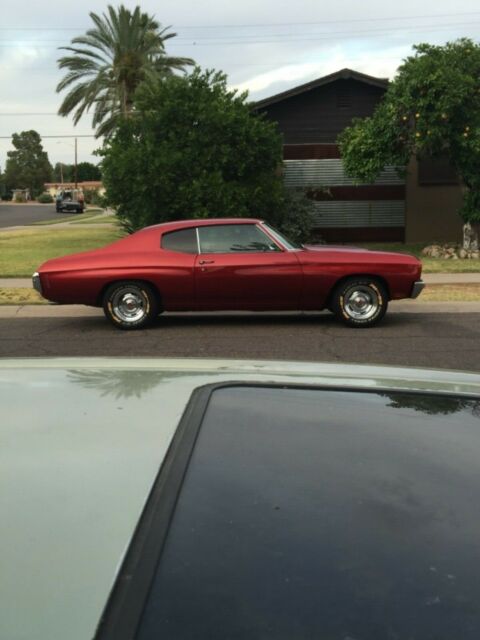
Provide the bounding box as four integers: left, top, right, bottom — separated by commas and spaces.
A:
158, 227, 198, 310
194, 223, 302, 310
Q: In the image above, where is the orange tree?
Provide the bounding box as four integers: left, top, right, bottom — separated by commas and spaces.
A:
339, 39, 480, 249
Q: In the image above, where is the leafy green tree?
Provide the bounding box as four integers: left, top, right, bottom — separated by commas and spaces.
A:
339, 39, 480, 249
54, 161, 101, 183
101, 68, 313, 240
53, 162, 73, 183
5, 131, 53, 197
77, 162, 102, 181
57, 5, 194, 137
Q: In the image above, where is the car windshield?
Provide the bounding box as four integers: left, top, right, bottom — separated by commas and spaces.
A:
261, 223, 302, 250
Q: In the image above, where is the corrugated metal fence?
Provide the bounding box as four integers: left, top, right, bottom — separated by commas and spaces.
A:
284, 159, 405, 229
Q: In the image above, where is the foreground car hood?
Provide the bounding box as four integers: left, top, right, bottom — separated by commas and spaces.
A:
2, 359, 480, 640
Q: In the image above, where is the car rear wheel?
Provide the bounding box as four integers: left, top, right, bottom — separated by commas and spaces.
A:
332, 277, 388, 327
103, 281, 159, 330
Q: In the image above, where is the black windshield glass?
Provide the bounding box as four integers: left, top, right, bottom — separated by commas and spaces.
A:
135, 386, 480, 640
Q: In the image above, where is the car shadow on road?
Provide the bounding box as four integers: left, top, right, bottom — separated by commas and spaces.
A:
151, 310, 417, 330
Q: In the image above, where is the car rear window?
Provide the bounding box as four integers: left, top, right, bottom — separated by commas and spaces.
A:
161, 228, 198, 253
97, 385, 480, 640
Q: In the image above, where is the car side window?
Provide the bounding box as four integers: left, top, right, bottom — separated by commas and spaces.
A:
198, 224, 280, 253
161, 228, 198, 254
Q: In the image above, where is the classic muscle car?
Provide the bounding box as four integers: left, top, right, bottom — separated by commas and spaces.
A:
32, 218, 424, 329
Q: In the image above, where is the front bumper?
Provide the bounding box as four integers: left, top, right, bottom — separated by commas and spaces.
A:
32, 272, 43, 295
410, 280, 425, 299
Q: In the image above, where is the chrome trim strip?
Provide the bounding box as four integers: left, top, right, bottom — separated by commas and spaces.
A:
195, 227, 201, 254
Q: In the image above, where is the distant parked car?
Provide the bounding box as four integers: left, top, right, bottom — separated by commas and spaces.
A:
55, 188, 84, 213
32, 218, 424, 330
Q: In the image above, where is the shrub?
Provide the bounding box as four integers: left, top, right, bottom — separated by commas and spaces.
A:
37, 192, 54, 203
83, 188, 106, 207
101, 68, 284, 234
268, 187, 318, 244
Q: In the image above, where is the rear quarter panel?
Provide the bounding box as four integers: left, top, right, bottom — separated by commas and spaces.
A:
39, 231, 196, 309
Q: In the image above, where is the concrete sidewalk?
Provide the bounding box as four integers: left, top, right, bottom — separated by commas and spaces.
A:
1, 272, 480, 289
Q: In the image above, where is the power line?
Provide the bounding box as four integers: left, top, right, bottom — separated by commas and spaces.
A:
0, 59, 404, 71
0, 134, 96, 139
1, 21, 478, 48
1, 10, 480, 30
1, 19, 480, 42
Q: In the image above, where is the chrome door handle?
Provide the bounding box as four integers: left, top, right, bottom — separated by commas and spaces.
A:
199, 259, 215, 265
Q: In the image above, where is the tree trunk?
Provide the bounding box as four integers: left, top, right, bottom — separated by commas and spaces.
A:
463, 222, 480, 251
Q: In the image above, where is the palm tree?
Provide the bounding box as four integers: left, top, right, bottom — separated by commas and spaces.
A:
56, 5, 194, 137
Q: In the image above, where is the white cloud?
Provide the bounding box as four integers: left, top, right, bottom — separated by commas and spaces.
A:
1, 0, 480, 167
231, 44, 411, 98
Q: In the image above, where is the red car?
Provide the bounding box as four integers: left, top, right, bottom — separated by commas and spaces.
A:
32, 218, 424, 329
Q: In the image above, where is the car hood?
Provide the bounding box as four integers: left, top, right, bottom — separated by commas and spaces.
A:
2, 358, 480, 640
304, 243, 419, 261
304, 243, 369, 252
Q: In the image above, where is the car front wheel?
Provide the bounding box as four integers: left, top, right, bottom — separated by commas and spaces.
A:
103, 281, 159, 330
332, 277, 388, 327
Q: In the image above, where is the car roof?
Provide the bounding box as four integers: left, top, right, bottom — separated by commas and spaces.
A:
2, 358, 480, 640
145, 218, 263, 233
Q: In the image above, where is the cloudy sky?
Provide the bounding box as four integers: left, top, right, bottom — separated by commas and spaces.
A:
1, 0, 479, 168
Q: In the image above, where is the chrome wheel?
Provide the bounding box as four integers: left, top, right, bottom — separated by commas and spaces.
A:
332, 278, 388, 327
111, 288, 148, 324
343, 284, 379, 321
103, 281, 159, 330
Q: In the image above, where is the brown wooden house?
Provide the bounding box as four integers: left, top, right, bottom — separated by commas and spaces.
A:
254, 68, 463, 243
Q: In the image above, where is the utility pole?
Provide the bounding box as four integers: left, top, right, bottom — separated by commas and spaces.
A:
74, 137, 78, 189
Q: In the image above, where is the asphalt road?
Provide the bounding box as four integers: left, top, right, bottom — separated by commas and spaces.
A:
1, 312, 479, 371
0, 203, 58, 227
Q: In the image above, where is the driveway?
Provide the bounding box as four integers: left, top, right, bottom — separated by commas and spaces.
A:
0, 203, 57, 228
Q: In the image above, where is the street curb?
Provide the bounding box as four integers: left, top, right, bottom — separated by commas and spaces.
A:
1, 301, 480, 319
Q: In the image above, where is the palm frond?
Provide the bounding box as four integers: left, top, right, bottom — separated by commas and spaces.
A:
56, 4, 195, 136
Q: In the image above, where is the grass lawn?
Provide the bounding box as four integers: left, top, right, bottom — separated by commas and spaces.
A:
70, 215, 118, 225
31, 208, 106, 226
422, 284, 480, 301
356, 243, 480, 273
0, 288, 46, 305
0, 227, 125, 277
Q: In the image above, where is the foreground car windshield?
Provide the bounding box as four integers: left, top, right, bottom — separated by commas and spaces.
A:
262, 222, 302, 250
96, 382, 480, 640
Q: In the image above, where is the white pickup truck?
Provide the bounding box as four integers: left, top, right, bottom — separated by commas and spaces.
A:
55, 188, 85, 213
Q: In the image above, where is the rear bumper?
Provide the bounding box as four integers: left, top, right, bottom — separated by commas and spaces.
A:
410, 280, 425, 299
59, 203, 82, 210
